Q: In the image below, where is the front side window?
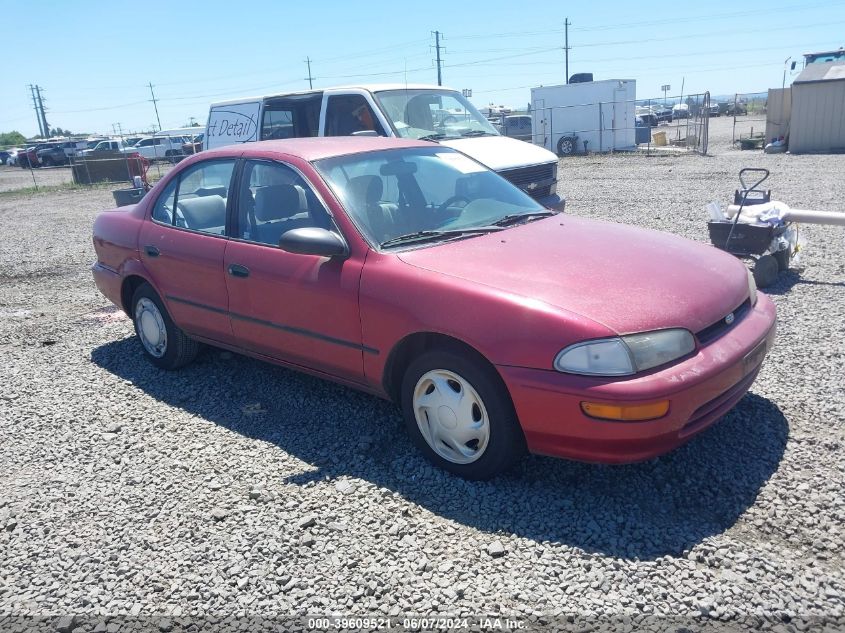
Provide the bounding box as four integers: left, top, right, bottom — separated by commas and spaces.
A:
315, 147, 544, 247
374, 89, 499, 140
150, 159, 236, 235
236, 160, 332, 246
138, 139, 154, 147
325, 95, 385, 137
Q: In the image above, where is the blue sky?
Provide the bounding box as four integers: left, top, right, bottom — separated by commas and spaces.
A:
2, 0, 843, 137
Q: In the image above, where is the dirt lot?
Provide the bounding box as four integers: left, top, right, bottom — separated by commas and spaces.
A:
0, 116, 843, 631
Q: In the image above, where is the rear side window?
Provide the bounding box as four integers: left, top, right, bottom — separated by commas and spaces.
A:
150, 160, 236, 235
262, 109, 295, 140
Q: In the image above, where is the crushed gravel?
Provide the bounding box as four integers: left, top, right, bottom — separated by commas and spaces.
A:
0, 117, 842, 631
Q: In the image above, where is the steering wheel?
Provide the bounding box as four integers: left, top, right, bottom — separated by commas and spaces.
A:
437, 195, 470, 216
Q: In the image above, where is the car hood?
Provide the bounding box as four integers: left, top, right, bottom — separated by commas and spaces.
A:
397, 215, 750, 335
439, 135, 556, 171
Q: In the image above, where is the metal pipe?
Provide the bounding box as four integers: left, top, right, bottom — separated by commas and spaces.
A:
726, 204, 845, 226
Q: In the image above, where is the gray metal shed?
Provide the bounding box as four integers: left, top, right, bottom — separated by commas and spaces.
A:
789, 61, 845, 153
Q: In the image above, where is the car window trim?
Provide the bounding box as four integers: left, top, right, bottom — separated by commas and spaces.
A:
230, 156, 345, 248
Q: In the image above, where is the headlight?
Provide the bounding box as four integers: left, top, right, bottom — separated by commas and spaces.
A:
554, 329, 695, 376
747, 268, 758, 306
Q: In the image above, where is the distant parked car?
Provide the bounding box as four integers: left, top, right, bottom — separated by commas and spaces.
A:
635, 108, 659, 127
82, 139, 133, 156
0, 150, 11, 165
37, 144, 70, 166
672, 104, 689, 119
726, 102, 747, 116
126, 136, 187, 162
708, 103, 721, 117
19, 144, 53, 168
182, 133, 204, 155
5, 148, 22, 166
653, 105, 673, 123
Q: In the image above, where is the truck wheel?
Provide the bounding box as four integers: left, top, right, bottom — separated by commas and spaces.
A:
753, 254, 779, 288
557, 136, 577, 156
774, 248, 790, 272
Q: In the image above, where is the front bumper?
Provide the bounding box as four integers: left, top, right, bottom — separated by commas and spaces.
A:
498, 294, 777, 463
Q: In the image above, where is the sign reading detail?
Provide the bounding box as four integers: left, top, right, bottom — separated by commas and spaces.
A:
206, 103, 260, 147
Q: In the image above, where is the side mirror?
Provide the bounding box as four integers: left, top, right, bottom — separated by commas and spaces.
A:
279, 227, 349, 258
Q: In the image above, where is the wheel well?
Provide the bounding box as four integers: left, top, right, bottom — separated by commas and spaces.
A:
383, 332, 497, 402
120, 275, 148, 314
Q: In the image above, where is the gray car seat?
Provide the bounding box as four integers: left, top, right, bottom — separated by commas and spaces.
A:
346, 175, 400, 244
176, 195, 227, 234
253, 184, 313, 245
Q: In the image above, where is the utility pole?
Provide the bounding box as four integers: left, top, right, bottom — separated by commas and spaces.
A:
564, 18, 570, 84
433, 31, 443, 86
148, 82, 162, 132
35, 85, 49, 137
305, 57, 315, 89
29, 85, 44, 137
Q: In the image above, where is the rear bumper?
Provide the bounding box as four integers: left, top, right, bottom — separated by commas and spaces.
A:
498, 293, 777, 463
92, 262, 124, 312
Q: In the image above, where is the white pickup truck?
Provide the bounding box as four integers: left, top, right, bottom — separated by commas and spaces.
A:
123, 136, 187, 162
204, 84, 562, 209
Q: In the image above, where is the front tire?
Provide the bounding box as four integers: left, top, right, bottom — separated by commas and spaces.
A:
131, 283, 199, 369
400, 349, 525, 480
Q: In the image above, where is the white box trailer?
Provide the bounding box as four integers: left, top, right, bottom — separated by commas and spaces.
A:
531, 80, 636, 155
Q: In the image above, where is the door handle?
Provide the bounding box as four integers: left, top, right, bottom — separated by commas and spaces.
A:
228, 264, 250, 278
144, 245, 160, 257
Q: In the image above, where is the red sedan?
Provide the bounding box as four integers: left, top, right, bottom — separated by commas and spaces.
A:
92, 137, 776, 479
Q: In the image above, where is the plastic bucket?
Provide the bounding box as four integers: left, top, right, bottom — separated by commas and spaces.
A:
112, 187, 146, 207
652, 131, 667, 146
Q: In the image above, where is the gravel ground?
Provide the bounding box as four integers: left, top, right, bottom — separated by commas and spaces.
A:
0, 116, 843, 632
0, 165, 74, 193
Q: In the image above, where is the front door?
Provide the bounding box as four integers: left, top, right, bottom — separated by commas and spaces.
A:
139, 158, 238, 344
223, 159, 366, 382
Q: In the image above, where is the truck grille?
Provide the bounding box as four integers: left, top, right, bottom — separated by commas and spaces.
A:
498, 163, 556, 199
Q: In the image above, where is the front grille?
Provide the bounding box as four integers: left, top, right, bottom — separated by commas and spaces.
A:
498, 163, 555, 199
696, 298, 751, 345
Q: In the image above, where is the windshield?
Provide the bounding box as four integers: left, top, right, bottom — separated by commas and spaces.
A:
374, 89, 499, 140
314, 147, 547, 248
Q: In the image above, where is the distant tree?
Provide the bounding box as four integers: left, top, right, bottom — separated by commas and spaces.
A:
0, 131, 27, 146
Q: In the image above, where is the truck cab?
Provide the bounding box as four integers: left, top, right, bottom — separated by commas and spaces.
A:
205, 84, 562, 208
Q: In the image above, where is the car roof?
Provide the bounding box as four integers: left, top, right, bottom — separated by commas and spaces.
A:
203, 137, 435, 162
210, 83, 455, 107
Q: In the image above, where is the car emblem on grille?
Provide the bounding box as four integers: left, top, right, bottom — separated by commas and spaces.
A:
725, 312, 735, 325
526, 182, 538, 191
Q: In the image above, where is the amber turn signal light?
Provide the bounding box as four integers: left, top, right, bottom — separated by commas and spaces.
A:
581, 400, 670, 421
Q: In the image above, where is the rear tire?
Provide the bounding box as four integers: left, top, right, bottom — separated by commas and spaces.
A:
400, 348, 525, 480
131, 283, 199, 369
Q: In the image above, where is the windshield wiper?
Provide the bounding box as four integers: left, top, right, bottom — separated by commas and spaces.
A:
491, 210, 558, 227
460, 130, 496, 137
417, 133, 447, 142
380, 227, 502, 248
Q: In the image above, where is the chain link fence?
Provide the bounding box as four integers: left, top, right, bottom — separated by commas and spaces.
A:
730, 91, 768, 149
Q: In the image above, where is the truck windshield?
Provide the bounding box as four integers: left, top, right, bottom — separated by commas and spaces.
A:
374, 89, 499, 141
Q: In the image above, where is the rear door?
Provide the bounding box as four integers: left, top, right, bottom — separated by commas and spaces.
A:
138, 158, 238, 344
222, 158, 367, 381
